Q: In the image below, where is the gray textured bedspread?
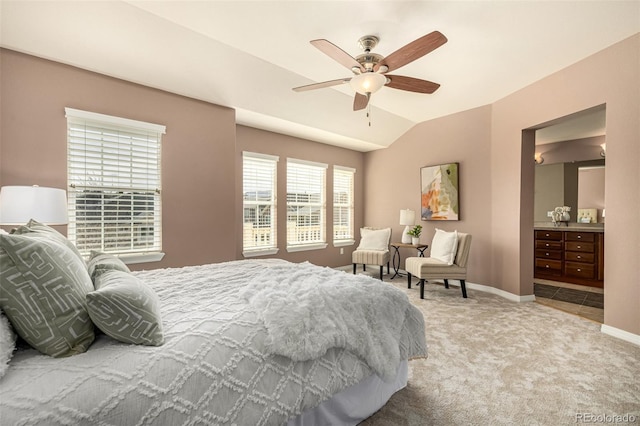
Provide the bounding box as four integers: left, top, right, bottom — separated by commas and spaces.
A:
0, 259, 426, 425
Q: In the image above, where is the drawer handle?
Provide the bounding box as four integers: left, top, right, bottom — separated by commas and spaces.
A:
577, 268, 581, 272
577, 255, 581, 259
577, 235, 582, 239
545, 233, 550, 237
546, 252, 549, 256
545, 265, 550, 268
577, 245, 581, 249
545, 243, 550, 247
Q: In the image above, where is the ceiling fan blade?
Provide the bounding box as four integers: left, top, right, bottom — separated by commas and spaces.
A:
385, 75, 440, 93
353, 92, 369, 111
375, 31, 447, 72
293, 77, 351, 92
311, 39, 364, 72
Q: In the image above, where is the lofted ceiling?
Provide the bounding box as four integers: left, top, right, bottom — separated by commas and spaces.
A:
1, 1, 638, 151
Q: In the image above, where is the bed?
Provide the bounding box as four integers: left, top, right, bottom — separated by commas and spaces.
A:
0, 238, 427, 425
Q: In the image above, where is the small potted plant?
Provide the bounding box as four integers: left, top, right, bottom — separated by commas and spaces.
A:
407, 224, 422, 245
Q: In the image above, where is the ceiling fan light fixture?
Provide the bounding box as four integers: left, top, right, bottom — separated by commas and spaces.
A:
350, 72, 387, 95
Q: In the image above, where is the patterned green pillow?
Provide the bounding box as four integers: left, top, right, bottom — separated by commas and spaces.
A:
12, 219, 85, 265
87, 251, 131, 281
0, 234, 95, 357
87, 270, 164, 346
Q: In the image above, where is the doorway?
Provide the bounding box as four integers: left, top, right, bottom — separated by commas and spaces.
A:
527, 105, 606, 323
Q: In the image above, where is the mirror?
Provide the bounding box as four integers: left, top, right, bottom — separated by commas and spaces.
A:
577, 165, 605, 223
534, 159, 605, 223
533, 106, 606, 224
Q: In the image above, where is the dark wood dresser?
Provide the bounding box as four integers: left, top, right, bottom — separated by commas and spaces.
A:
534, 229, 604, 288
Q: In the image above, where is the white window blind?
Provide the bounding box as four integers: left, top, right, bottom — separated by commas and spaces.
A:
287, 158, 327, 251
66, 108, 165, 258
243, 152, 278, 256
333, 166, 355, 244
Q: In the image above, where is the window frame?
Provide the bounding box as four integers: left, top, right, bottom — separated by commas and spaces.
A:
65, 108, 165, 264
286, 158, 328, 252
242, 151, 279, 257
333, 165, 356, 247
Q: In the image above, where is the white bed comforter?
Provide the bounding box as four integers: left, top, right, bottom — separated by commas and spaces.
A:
0, 259, 426, 426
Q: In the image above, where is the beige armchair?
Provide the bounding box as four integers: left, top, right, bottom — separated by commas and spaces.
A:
352, 227, 391, 280
405, 232, 472, 298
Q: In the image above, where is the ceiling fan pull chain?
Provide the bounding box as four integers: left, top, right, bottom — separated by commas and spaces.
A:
367, 94, 372, 126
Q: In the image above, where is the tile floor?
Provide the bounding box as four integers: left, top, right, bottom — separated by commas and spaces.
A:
534, 279, 604, 323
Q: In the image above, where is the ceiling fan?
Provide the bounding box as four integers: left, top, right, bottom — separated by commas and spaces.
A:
292, 31, 447, 111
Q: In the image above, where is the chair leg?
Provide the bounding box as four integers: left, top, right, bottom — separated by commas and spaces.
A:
407, 273, 412, 289
460, 280, 468, 298
363, 264, 366, 272
353, 263, 356, 274
444, 279, 449, 289
419, 279, 425, 299
387, 262, 390, 274
379, 265, 384, 280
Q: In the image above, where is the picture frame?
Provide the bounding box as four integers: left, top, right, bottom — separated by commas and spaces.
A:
420, 162, 459, 221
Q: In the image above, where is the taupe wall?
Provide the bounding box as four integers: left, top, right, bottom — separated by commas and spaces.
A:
235, 125, 364, 267
0, 48, 364, 271
0, 49, 237, 269
364, 34, 639, 335
364, 105, 494, 287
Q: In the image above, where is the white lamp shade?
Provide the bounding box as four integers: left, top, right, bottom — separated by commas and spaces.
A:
399, 209, 415, 226
0, 186, 69, 225
350, 73, 387, 95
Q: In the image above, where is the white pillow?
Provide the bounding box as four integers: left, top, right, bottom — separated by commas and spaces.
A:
357, 227, 391, 251
431, 229, 458, 265
0, 310, 16, 379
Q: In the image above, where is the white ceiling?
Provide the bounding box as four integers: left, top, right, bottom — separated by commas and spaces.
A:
1, 1, 638, 151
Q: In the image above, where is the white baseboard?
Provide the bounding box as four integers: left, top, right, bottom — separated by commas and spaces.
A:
601, 324, 640, 346
434, 279, 536, 303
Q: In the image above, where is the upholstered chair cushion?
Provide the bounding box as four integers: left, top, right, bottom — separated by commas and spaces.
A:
352, 250, 390, 266
406, 257, 466, 278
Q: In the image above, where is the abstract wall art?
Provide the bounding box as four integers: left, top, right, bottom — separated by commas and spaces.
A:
420, 162, 459, 221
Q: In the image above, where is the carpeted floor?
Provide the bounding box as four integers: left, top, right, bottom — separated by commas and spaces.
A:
341, 268, 640, 426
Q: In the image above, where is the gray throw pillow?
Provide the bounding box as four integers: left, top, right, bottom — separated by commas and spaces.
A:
87, 250, 131, 281
12, 219, 85, 265
0, 234, 95, 357
87, 270, 164, 346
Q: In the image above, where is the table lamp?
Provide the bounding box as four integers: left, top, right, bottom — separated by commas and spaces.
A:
0, 185, 69, 225
399, 209, 415, 244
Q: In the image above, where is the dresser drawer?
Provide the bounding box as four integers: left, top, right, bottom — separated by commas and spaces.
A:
565, 261, 595, 279
535, 249, 562, 260
565, 242, 595, 253
535, 258, 562, 271
535, 240, 563, 250
565, 251, 595, 263
565, 232, 595, 243
535, 230, 563, 241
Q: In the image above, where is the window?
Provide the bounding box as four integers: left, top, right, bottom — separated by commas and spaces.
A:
286, 158, 327, 252
66, 108, 165, 263
243, 152, 278, 257
333, 166, 355, 246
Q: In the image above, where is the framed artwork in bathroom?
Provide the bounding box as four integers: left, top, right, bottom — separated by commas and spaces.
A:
420, 162, 459, 221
